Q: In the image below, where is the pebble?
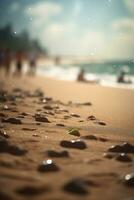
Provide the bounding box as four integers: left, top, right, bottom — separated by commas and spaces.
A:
108, 143, 134, 153
43, 105, 53, 110
38, 159, 60, 173
95, 121, 106, 126
0, 113, 6, 117
70, 113, 81, 118
0, 138, 27, 156
99, 137, 108, 142
21, 112, 29, 116
63, 178, 90, 195
46, 150, 69, 158
123, 173, 134, 186
8, 145, 27, 156
0, 191, 13, 200
3, 105, 10, 110
22, 128, 36, 131
115, 153, 132, 162
87, 115, 96, 120
64, 115, 70, 119
82, 102, 92, 106
103, 153, 115, 159
56, 123, 65, 127
35, 114, 50, 123
67, 129, 80, 136
16, 185, 49, 196
82, 135, 97, 140
2, 117, 22, 124
0, 130, 9, 138
60, 139, 87, 150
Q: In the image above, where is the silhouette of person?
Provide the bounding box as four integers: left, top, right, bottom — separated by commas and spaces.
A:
77, 69, 85, 82
117, 70, 132, 84
15, 50, 23, 76
28, 52, 37, 75
4, 48, 12, 76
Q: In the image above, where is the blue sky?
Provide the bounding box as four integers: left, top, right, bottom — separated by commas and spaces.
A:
0, 0, 134, 59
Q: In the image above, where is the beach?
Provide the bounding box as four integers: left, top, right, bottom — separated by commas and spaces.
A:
0, 74, 134, 200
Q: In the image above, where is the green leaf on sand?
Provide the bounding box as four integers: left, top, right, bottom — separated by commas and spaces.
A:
67, 129, 80, 136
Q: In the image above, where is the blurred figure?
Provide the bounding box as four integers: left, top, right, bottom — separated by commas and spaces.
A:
117, 70, 132, 84
4, 48, 12, 76
0, 49, 4, 70
77, 69, 85, 82
15, 50, 23, 76
77, 69, 99, 84
28, 52, 37, 76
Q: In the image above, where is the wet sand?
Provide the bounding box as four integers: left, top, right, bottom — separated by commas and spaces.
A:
0, 74, 134, 200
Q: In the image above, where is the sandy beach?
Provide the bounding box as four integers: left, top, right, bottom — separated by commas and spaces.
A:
0, 74, 134, 200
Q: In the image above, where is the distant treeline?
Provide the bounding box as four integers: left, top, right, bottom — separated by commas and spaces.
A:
0, 24, 48, 54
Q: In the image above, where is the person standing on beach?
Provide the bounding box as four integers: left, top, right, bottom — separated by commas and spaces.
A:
4, 48, 12, 76
15, 50, 23, 76
28, 52, 37, 76
0, 49, 4, 71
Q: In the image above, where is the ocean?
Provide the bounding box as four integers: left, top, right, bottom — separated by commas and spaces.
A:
37, 60, 134, 89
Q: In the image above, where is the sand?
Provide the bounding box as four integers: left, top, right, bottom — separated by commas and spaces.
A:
0, 74, 134, 200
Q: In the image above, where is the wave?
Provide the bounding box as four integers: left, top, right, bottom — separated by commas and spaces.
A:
37, 65, 134, 90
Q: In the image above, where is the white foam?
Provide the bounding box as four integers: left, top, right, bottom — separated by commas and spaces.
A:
37, 65, 134, 90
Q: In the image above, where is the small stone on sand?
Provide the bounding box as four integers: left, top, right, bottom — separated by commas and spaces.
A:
38, 159, 60, 173
60, 140, 87, 150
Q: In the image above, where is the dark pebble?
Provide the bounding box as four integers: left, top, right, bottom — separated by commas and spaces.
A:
70, 113, 81, 118
35, 114, 50, 123
63, 178, 89, 195
0, 191, 13, 200
21, 112, 29, 116
16, 185, 49, 196
116, 153, 132, 162
38, 159, 60, 173
99, 137, 108, 142
8, 145, 27, 156
2, 117, 22, 124
123, 173, 134, 186
108, 143, 134, 153
0, 130, 9, 138
43, 105, 53, 110
95, 121, 106, 126
87, 115, 96, 120
46, 150, 69, 158
60, 139, 87, 150
56, 123, 65, 127
0, 138, 27, 156
82, 135, 97, 140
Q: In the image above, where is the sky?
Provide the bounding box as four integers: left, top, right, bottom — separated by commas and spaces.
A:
0, 0, 134, 60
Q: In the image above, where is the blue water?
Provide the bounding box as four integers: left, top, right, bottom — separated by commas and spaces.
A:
76, 61, 134, 75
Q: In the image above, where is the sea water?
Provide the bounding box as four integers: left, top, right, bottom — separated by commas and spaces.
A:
37, 61, 134, 89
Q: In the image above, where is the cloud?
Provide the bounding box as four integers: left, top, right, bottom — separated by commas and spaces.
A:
113, 18, 134, 33
124, 0, 134, 15
23, 1, 134, 59
41, 22, 106, 57
25, 2, 63, 28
